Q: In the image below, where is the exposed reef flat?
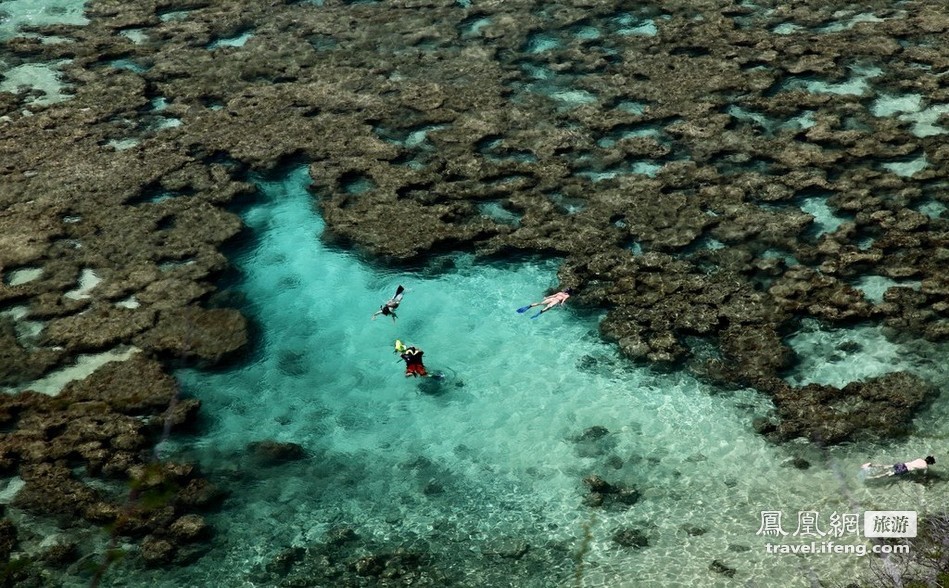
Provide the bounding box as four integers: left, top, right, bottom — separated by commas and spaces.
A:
1, 0, 948, 582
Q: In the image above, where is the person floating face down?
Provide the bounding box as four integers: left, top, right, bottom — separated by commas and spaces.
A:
400, 344, 427, 378
372, 285, 405, 322
519, 288, 573, 318
861, 456, 935, 479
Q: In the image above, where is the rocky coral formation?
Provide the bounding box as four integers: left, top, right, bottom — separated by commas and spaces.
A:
1, 0, 944, 434
581, 474, 642, 509
760, 371, 935, 443
612, 527, 649, 549
246, 440, 308, 466
0, 357, 220, 575
248, 525, 568, 587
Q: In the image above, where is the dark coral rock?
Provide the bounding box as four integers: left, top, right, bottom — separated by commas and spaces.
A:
481, 538, 530, 559
769, 372, 935, 443
326, 527, 358, 547
247, 440, 308, 466
175, 478, 226, 509
140, 535, 176, 567
350, 549, 426, 580
116, 505, 177, 539
709, 559, 737, 577
577, 426, 609, 441
352, 554, 385, 577
583, 492, 604, 508
582, 475, 615, 494
164, 398, 202, 430
582, 475, 640, 509
101, 451, 136, 478
134, 306, 248, 363
41, 541, 80, 568
612, 528, 649, 548
58, 356, 178, 415
573, 426, 617, 458
13, 463, 101, 519
83, 501, 120, 524
41, 306, 156, 353
752, 417, 777, 435
265, 546, 305, 575
717, 324, 795, 385
0, 316, 63, 387
169, 514, 211, 543
0, 519, 18, 562
616, 487, 642, 506
682, 525, 706, 536
790, 457, 811, 470
422, 479, 445, 496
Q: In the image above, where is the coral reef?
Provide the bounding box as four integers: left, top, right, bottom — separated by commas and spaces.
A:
2, 0, 948, 581
2, 0, 944, 439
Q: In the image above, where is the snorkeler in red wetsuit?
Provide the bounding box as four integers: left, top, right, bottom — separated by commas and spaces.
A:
400, 345, 427, 378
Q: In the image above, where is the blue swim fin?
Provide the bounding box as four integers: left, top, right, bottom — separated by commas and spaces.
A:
530, 310, 543, 319
517, 305, 532, 313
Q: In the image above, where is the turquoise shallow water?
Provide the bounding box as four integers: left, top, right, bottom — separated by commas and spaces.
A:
110, 166, 946, 588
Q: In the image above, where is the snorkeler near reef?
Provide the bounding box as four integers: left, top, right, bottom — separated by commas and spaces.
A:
372, 285, 405, 322
517, 288, 573, 319
398, 342, 428, 378
860, 456, 935, 480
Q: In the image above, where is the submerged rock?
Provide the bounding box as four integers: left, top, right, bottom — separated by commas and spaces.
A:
612, 528, 649, 548
481, 538, 530, 559
247, 440, 308, 466
769, 372, 935, 443
582, 475, 641, 509
0, 519, 18, 562
140, 535, 176, 566
41, 541, 80, 568
709, 559, 737, 577
265, 546, 305, 576
582, 475, 615, 494
169, 514, 210, 543
572, 426, 617, 458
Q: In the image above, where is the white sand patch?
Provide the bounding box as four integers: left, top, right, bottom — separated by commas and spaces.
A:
0, 304, 43, 342
882, 154, 929, 177
6, 266, 42, 286
106, 138, 140, 151
20, 346, 140, 396
120, 29, 148, 44
0, 306, 29, 321
0, 477, 25, 504
0, 0, 90, 41
208, 31, 254, 49
115, 296, 140, 309
0, 61, 74, 105
64, 268, 101, 299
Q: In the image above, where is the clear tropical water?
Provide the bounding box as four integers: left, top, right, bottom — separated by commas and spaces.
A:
4, 1, 949, 586
102, 166, 946, 588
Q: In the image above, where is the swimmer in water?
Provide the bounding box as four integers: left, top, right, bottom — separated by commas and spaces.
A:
372, 285, 405, 322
